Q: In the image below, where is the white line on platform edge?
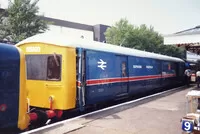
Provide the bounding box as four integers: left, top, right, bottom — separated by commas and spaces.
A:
21, 85, 189, 134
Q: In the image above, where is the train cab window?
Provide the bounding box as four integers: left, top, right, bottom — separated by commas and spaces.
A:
26, 54, 62, 81
26, 55, 47, 80
47, 55, 61, 80
122, 62, 127, 77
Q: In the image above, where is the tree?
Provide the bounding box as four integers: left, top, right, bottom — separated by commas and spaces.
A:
105, 18, 133, 46
104, 18, 185, 59
0, 0, 49, 43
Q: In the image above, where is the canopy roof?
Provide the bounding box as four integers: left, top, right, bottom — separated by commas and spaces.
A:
164, 26, 200, 54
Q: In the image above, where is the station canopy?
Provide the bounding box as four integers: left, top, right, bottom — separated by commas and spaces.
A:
164, 26, 200, 55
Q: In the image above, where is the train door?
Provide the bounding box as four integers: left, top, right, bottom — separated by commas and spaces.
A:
116, 55, 128, 95
76, 48, 86, 111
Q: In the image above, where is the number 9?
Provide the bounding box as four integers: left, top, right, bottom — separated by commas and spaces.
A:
184, 122, 191, 131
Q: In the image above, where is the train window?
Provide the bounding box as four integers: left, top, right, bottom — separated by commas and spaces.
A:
26, 55, 47, 80
26, 54, 62, 81
162, 62, 176, 74
171, 63, 176, 74
122, 62, 127, 77
47, 54, 61, 81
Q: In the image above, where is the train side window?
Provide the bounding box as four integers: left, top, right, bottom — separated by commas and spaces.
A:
122, 62, 127, 77
47, 55, 61, 81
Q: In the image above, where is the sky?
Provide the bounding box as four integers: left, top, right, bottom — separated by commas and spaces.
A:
0, 0, 200, 34
37, 0, 200, 35
1, 0, 200, 58
0, 0, 200, 38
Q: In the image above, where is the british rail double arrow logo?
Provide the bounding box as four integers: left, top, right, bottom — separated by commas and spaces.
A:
97, 59, 107, 70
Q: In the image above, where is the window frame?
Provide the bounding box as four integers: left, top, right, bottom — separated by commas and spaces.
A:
25, 54, 62, 81
46, 54, 62, 81
122, 62, 127, 77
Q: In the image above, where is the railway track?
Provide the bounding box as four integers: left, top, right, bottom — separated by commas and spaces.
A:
20, 85, 191, 134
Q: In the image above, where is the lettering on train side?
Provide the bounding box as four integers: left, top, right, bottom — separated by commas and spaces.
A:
146, 65, 153, 69
133, 65, 142, 68
26, 46, 41, 52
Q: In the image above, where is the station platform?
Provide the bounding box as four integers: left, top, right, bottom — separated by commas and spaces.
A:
67, 86, 194, 134
27, 85, 197, 134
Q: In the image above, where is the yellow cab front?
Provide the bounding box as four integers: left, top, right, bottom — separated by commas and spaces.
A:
17, 43, 76, 111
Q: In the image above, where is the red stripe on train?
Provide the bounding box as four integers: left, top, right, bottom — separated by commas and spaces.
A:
87, 77, 129, 85
86, 74, 175, 85
128, 75, 162, 81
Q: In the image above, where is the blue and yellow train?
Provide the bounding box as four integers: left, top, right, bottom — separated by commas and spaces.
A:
0, 32, 186, 132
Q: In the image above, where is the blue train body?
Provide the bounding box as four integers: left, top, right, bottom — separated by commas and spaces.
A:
0, 43, 20, 129
77, 48, 185, 106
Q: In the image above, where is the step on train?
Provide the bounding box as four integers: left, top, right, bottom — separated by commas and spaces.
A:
0, 32, 187, 132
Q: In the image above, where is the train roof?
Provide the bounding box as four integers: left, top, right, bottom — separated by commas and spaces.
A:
16, 32, 184, 62
0, 42, 11, 45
